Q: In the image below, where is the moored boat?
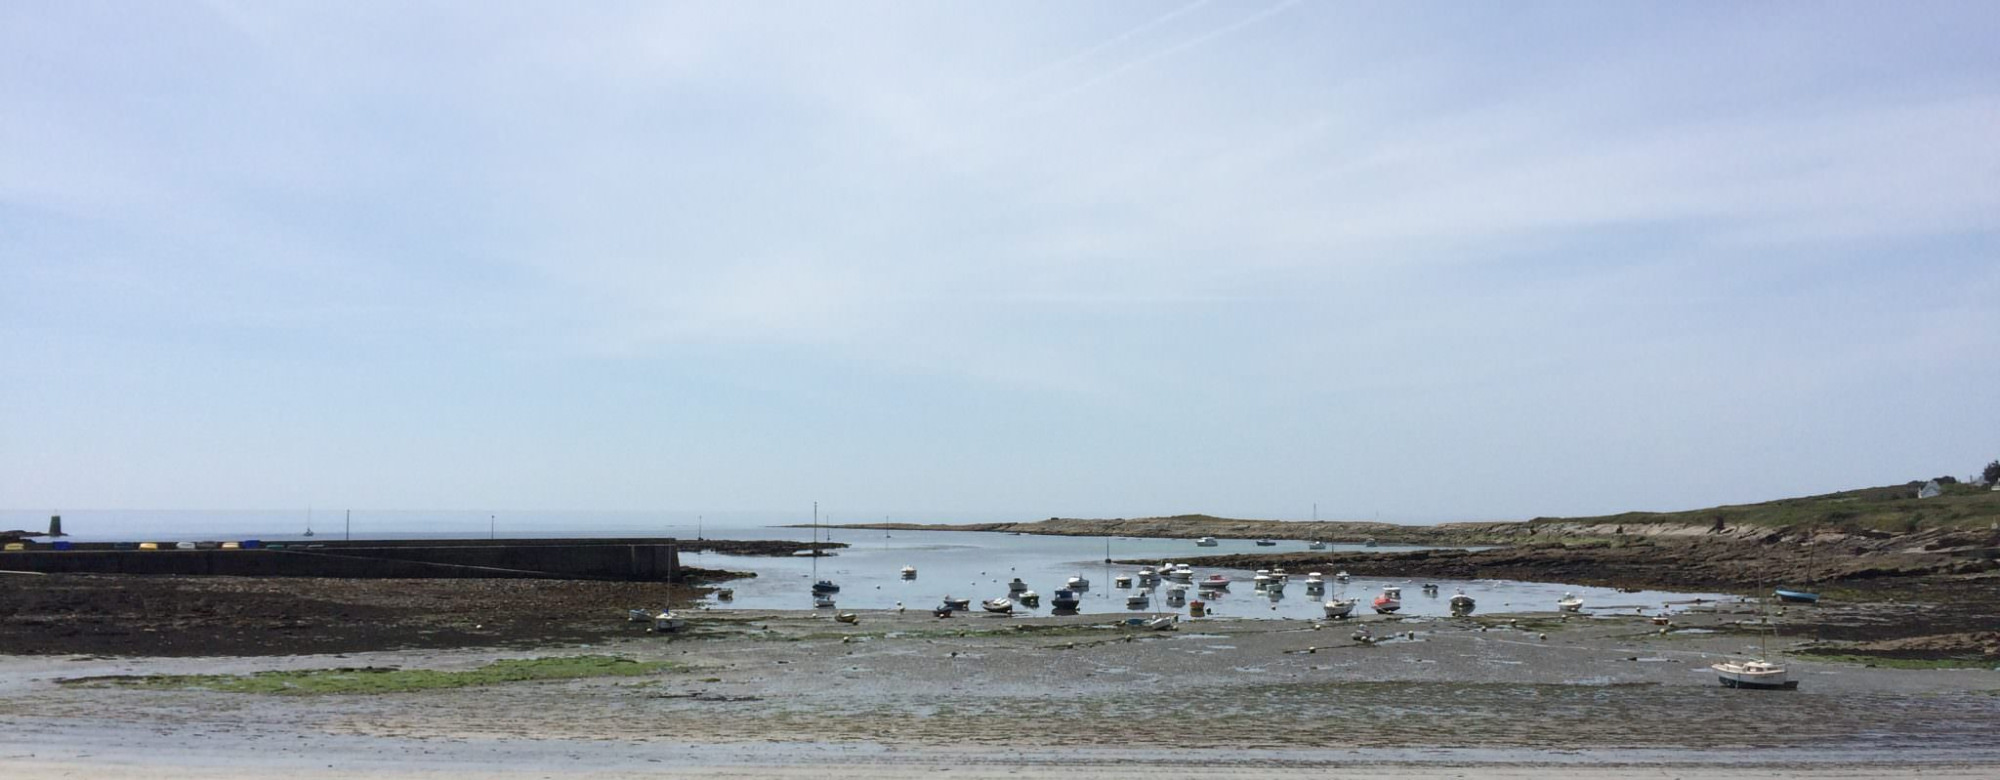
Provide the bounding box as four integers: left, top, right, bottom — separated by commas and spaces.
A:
1196, 536, 1219, 547
1067, 574, 1091, 591
941, 596, 971, 612
1372, 586, 1402, 614
1255, 539, 1277, 546
1557, 592, 1584, 612
1200, 574, 1231, 589
1334, 571, 1350, 582
1449, 590, 1476, 616
1051, 588, 1081, 610
812, 580, 840, 594
1008, 577, 1028, 594
1323, 598, 1356, 619
900, 565, 917, 579
813, 593, 837, 609
1114, 574, 1134, 588
1126, 590, 1153, 610
1019, 590, 1040, 607
1712, 658, 1796, 690
983, 597, 1014, 613
1773, 589, 1820, 604
1307, 540, 1328, 550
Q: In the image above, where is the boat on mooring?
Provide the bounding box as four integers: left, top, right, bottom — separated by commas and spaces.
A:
1372, 586, 1402, 614
900, 565, 917, 579
1196, 536, 1219, 547
941, 596, 971, 612
1019, 590, 1040, 607
1773, 588, 1820, 604
1557, 592, 1584, 612
1126, 590, 1153, 610
813, 593, 837, 609
1008, 577, 1028, 594
983, 597, 1014, 614
1114, 574, 1134, 588
1201, 574, 1231, 589
1051, 588, 1081, 611
1255, 539, 1277, 547
1449, 590, 1476, 616
1323, 598, 1356, 619
1307, 540, 1328, 550
1067, 574, 1091, 591
1713, 658, 1796, 690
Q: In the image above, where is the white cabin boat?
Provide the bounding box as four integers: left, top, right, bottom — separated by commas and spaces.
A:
1196, 536, 1219, 547
1200, 574, 1231, 589
1335, 571, 1350, 582
1712, 659, 1796, 690
1126, 591, 1153, 610
813, 593, 837, 609
1372, 586, 1402, 614
1114, 574, 1134, 588
900, 565, 917, 578
1008, 578, 1029, 594
1323, 599, 1356, 618
1066, 575, 1091, 590
983, 598, 1014, 613
1557, 593, 1584, 612
1308, 540, 1328, 550
1449, 590, 1475, 616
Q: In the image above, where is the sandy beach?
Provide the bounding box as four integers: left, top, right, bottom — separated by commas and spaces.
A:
2, 600, 1995, 778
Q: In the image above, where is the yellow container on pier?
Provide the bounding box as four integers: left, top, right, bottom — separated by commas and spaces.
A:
138, 542, 159, 550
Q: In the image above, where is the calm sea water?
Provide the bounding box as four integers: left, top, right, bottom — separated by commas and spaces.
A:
2, 509, 1728, 621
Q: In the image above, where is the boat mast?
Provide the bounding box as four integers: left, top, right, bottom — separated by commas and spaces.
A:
811, 501, 819, 582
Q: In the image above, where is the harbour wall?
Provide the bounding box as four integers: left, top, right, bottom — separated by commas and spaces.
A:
0, 538, 680, 581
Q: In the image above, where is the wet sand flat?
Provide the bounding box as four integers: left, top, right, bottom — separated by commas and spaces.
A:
1, 607, 1996, 775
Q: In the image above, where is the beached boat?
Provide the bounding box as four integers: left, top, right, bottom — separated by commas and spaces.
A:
983, 598, 1014, 614
1051, 588, 1081, 610
1196, 536, 1218, 547
1200, 574, 1231, 589
834, 612, 860, 624
1255, 539, 1277, 546
650, 610, 687, 632
813, 593, 837, 609
1557, 592, 1584, 612
900, 565, 917, 579
1372, 586, 1402, 614
1323, 598, 1356, 619
1114, 574, 1133, 588
1713, 658, 1796, 690
941, 596, 971, 612
1144, 615, 1178, 631
1449, 590, 1475, 616
1018, 590, 1040, 607
1773, 589, 1820, 604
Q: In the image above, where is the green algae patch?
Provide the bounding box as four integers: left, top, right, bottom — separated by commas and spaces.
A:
62, 655, 672, 695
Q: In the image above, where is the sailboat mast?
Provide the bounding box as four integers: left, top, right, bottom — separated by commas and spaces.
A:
811, 501, 819, 581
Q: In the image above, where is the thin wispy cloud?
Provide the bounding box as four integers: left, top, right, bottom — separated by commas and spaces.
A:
2, 2, 1994, 518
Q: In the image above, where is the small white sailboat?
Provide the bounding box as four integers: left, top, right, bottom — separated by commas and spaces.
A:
650, 610, 687, 632
1557, 592, 1584, 612
1196, 536, 1219, 547
1712, 658, 1795, 689
1067, 574, 1091, 591
1323, 598, 1356, 619
1372, 586, 1402, 614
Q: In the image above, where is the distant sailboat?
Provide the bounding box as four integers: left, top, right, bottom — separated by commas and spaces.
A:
303, 507, 315, 538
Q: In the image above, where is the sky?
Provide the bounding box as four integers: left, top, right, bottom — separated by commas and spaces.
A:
2, 1, 1996, 524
